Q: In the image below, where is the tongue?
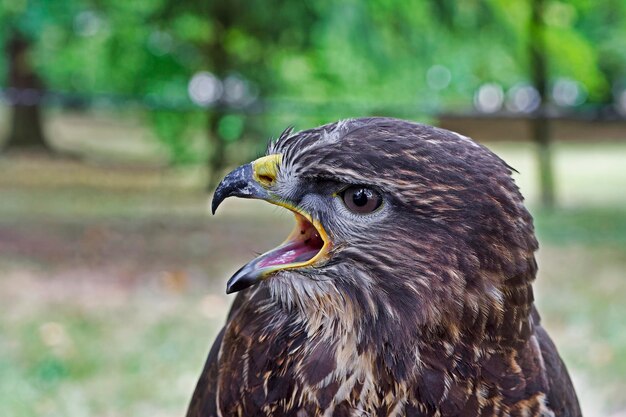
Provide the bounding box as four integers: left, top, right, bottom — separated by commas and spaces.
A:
257, 235, 323, 269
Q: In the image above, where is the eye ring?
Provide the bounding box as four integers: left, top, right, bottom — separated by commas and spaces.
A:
340, 186, 383, 214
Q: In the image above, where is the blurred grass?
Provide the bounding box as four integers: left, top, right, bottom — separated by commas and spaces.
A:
0, 123, 625, 416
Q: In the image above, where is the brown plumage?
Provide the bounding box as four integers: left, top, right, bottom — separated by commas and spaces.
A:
187, 118, 581, 417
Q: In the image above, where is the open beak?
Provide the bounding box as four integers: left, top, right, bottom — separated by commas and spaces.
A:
211, 155, 331, 294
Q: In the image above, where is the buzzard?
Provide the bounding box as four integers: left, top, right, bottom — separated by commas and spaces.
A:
188, 118, 581, 417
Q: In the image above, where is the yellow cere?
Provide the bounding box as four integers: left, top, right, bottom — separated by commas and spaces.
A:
252, 154, 282, 187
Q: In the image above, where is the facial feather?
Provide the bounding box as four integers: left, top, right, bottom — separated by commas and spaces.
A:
265, 118, 537, 356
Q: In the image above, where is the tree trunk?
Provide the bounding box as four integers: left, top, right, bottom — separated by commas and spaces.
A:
206, 109, 227, 192
204, 4, 233, 192
3, 30, 49, 151
529, 0, 555, 209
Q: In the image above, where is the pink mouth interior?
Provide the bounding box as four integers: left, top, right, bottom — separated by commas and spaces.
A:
257, 215, 324, 269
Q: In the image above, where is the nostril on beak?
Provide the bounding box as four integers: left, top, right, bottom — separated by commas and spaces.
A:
258, 175, 274, 186
252, 154, 282, 188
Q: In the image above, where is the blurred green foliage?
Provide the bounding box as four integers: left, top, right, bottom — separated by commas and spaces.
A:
1, 0, 625, 164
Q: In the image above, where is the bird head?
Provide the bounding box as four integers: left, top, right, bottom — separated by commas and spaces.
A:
212, 118, 538, 344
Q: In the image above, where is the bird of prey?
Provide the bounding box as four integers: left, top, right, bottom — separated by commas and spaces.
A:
188, 118, 581, 417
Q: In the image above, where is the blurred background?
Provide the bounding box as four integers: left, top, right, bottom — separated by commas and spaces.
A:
0, 0, 624, 416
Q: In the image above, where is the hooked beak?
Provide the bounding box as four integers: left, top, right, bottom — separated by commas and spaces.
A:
211, 163, 269, 215
211, 155, 331, 294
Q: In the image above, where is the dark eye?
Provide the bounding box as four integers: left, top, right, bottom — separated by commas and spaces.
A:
341, 186, 382, 214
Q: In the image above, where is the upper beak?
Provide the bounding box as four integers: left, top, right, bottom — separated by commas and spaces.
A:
211, 163, 269, 215
212, 154, 282, 215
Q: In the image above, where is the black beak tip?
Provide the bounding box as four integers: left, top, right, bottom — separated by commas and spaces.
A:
211, 185, 227, 215
226, 277, 253, 294
225, 284, 238, 294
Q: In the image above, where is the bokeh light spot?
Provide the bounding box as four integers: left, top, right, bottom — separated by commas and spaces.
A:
506, 84, 541, 113
474, 83, 504, 113
426, 65, 452, 91
188, 71, 223, 107
552, 78, 587, 107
